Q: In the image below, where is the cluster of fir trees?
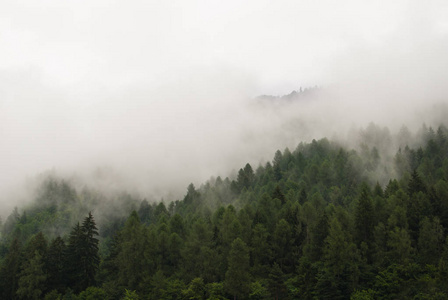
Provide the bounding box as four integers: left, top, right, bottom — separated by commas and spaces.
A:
0, 213, 100, 299
1, 123, 448, 299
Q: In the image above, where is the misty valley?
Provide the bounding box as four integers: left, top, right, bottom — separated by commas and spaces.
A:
1, 120, 448, 299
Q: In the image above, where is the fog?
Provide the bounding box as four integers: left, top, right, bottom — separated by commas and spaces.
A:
1, 0, 448, 214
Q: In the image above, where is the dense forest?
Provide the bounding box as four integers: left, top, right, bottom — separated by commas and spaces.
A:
1, 123, 448, 299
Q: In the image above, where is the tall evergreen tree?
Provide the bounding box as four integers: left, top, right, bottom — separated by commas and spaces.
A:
225, 238, 250, 300
418, 217, 444, 265
80, 212, 100, 289
45, 236, 67, 294
0, 238, 22, 299
321, 217, 359, 298
65, 212, 100, 293
25, 232, 48, 260
65, 222, 84, 292
113, 211, 147, 292
269, 262, 285, 300
250, 223, 271, 276
16, 252, 46, 300
355, 185, 374, 252
408, 170, 426, 196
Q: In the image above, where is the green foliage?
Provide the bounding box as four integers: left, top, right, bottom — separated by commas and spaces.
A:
80, 212, 100, 288
78, 286, 106, 300
0, 238, 22, 299
205, 282, 226, 300
122, 289, 139, 300
65, 212, 100, 293
46, 236, 67, 293
249, 280, 270, 299
225, 238, 250, 299
114, 211, 147, 291
44, 289, 63, 300
1, 124, 448, 299
17, 251, 47, 300
355, 185, 374, 247
350, 289, 375, 299
182, 277, 206, 300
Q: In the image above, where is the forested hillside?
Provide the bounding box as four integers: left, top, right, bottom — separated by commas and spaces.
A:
1, 123, 448, 299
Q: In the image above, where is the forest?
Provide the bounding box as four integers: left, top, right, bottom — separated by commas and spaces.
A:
1, 123, 448, 299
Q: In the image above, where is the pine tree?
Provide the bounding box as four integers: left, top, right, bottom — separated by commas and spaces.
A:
236, 163, 255, 192
322, 217, 359, 298
80, 212, 100, 289
0, 238, 22, 299
65, 222, 83, 292
65, 212, 100, 293
273, 150, 283, 181
25, 232, 48, 260
250, 223, 271, 276
272, 185, 285, 205
272, 219, 293, 271
114, 211, 147, 292
225, 238, 250, 300
308, 212, 329, 262
46, 236, 66, 293
408, 169, 426, 196
269, 262, 285, 300
418, 217, 444, 265
387, 227, 413, 264
16, 251, 47, 300
299, 189, 308, 205
355, 185, 374, 250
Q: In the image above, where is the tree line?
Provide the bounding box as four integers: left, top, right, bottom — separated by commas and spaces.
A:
0, 124, 448, 299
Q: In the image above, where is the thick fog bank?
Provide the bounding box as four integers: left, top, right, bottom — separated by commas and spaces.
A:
1, 0, 448, 216
1, 77, 447, 218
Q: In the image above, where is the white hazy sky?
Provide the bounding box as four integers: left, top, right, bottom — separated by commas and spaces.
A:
1, 0, 448, 206
3, 0, 447, 92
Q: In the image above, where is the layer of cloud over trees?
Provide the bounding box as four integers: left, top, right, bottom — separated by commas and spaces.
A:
1, 123, 448, 299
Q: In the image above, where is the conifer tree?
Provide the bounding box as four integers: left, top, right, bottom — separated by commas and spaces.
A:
45, 236, 66, 293
17, 251, 47, 300
25, 232, 48, 260
112, 211, 148, 293
65, 212, 100, 293
408, 170, 426, 196
250, 223, 271, 276
0, 238, 22, 299
355, 185, 374, 250
65, 222, 83, 292
225, 238, 250, 300
269, 262, 285, 300
80, 212, 100, 289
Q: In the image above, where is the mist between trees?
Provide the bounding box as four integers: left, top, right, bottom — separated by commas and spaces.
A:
1, 118, 448, 299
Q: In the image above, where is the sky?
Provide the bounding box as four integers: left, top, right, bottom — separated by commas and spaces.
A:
1, 0, 448, 209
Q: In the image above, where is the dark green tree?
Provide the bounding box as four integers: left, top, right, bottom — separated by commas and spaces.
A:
418, 217, 444, 265
250, 223, 271, 276
355, 185, 374, 254
0, 238, 22, 299
65, 212, 100, 293
65, 222, 84, 292
17, 251, 47, 300
225, 238, 250, 299
408, 170, 426, 196
45, 236, 66, 293
115, 211, 147, 292
80, 212, 100, 289
273, 150, 283, 181
137, 199, 153, 224
272, 185, 285, 205
182, 277, 206, 300
272, 219, 293, 271
268, 262, 285, 300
